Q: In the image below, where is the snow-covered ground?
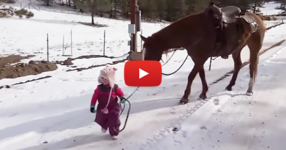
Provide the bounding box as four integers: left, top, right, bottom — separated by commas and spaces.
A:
259, 2, 280, 15
259, 2, 283, 15
0, 2, 286, 150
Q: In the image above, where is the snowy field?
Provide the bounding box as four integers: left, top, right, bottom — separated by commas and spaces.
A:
0, 2, 286, 150
259, 2, 284, 15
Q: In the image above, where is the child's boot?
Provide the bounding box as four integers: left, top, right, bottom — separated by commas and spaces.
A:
111, 135, 118, 140
101, 128, 107, 133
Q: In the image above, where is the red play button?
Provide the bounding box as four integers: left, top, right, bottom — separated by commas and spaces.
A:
124, 61, 162, 87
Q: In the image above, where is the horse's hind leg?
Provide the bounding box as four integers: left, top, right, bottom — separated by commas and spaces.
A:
246, 38, 262, 96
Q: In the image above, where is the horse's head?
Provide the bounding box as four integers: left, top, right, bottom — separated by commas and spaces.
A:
140, 35, 164, 61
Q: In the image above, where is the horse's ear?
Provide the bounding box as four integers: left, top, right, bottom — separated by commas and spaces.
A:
140, 35, 147, 42
209, 1, 215, 6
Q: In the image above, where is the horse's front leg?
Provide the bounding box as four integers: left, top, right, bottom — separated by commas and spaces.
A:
180, 65, 200, 104
226, 51, 242, 91
198, 68, 208, 99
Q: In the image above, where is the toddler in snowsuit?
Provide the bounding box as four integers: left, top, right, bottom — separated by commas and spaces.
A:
90, 65, 126, 140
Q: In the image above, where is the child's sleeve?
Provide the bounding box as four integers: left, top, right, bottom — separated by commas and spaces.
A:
90, 86, 99, 106
115, 86, 124, 98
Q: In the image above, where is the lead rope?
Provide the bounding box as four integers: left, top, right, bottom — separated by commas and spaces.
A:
118, 54, 188, 132
119, 86, 139, 132
119, 34, 207, 132
162, 54, 188, 76
208, 57, 218, 71
118, 53, 188, 132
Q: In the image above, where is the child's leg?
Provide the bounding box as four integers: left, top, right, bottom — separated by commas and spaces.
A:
95, 111, 108, 130
107, 110, 121, 136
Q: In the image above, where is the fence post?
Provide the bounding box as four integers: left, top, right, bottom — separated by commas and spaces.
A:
62, 35, 65, 55
103, 30, 106, 56
71, 30, 73, 56
141, 29, 143, 51
47, 33, 49, 62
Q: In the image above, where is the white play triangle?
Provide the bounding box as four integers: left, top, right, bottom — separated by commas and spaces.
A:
139, 68, 149, 79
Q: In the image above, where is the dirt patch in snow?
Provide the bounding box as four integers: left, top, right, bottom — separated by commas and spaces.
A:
54, 54, 120, 66
0, 55, 34, 68
78, 22, 108, 27
0, 59, 57, 80
66, 58, 127, 72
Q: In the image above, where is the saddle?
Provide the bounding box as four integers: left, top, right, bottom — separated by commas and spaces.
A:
221, 6, 257, 28
214, 5, 258, 59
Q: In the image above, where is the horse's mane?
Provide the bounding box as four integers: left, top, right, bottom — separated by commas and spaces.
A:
154, 12, 205, 58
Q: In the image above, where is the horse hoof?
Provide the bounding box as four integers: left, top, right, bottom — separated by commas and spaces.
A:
225, 86, 232, 91
199, 94, 207, 100
180, 98, 189, 104
246, 91, 253, 96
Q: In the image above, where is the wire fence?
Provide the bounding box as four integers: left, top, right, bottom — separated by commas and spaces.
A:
1, 20, 283, 61
0, 29, 135, 62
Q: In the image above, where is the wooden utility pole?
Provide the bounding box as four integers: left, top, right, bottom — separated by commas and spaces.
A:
130, 0, 137, 52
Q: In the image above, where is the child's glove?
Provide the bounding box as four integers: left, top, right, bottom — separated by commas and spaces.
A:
90, 105, 95, 113
120, 97, 127, 103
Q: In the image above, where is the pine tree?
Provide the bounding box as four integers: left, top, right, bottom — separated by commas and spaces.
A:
165, 0, 187, 21
145, 0, 158, 20
192, 0, 209, 13
155, 0, 167, 21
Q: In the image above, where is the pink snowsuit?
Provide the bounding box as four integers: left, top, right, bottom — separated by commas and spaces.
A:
90, 83, 124, 136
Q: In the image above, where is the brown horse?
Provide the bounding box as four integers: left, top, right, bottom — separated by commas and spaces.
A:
140, 2, 266, 104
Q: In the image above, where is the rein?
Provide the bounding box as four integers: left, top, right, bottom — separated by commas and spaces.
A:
160, 33, 207, 76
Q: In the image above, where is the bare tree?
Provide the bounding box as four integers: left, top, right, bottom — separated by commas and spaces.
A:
73, 0, 110, 25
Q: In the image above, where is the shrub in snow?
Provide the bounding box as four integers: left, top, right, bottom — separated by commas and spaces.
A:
14, 8, 34, 18
0, 5, 34, 18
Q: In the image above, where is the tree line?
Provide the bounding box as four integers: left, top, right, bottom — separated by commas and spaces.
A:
55, 0, 277, 24
2, 0, 286, 24
68, 0, 272, 22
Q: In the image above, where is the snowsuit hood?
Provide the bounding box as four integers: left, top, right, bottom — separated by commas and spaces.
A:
98, 65, 117, 88
97, 65, 118, 114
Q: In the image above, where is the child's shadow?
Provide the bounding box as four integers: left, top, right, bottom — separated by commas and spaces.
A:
19, 134, 110, 150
